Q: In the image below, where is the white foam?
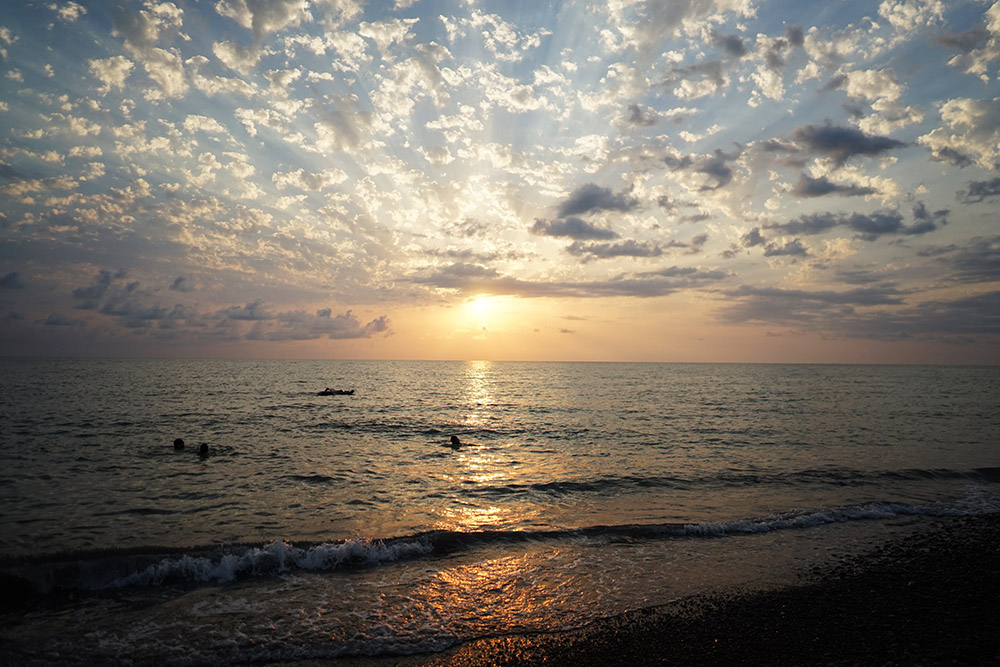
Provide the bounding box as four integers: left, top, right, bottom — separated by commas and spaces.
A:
108, 537, 434, 589
681, 497, 998, 538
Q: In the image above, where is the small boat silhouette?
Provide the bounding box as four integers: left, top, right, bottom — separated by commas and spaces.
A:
317, 388, 355, 396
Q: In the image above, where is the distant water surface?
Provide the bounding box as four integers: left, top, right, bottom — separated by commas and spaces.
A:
0, 359, 997, 665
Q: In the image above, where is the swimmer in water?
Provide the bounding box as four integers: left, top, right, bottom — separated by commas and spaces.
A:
173, 438, 185, 450
199, 443, 209, 457
447, 435, 462, 449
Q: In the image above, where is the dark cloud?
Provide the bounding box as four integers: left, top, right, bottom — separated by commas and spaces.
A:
765, 213, 840, 236
556, 184, 639, 218
763, 238, 809, 257
928, 146, 973, 168
818, 74, 848, 94
220, 300, 272, 321
790, 174, 876, 198
627, 103, 659, 127
713, 33, 747, 58
72, 269, 127, 307
742, 227, 765, 247
836, 268, 892, 285
531, 217, 619, 240
718, 284, 906, 327
42, 313, 79, 327
790, 123, 905, 165
255, 308, 391, 341
918, 236, 1000, 284
936, 26, 989, 53
170, 276, 193, 292
666, 147, 742, 191
764, 208, 942, 242
786, 25, 805, 47
958, 177, 1000, 203
717, 283, 1000, 343
566, 240, 664, 260
910, 202, 949, 235
688, 233, 709, 253
668, 60, 726, 92
0, 271, 24, 289
411, 263, 730, 299
0, 163, 22, 180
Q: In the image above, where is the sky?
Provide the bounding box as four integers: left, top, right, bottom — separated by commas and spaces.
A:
0, 0, 998, 363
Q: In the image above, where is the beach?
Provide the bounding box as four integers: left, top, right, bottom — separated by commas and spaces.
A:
320, 513, 1000, 667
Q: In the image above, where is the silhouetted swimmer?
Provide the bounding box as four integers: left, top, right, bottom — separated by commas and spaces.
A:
198, 443, 209, 457
173, 438, 185, 450
447, 435, 462, 449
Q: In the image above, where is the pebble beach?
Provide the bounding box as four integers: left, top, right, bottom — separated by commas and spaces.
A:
317, 513, 1000, 667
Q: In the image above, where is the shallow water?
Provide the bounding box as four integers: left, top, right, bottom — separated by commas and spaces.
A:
1, 360, 998, 664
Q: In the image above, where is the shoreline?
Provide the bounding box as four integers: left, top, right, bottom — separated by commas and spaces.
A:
310, 513, 1000, 667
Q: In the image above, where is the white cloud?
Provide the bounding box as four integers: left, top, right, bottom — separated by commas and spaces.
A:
215, 0, 310, 43
273, 167, 348, 191
919, 96, 1000, 168
89, 56, 134, 95
142, 47, 188, 100
183, 115, 227, 134
359, 18, 418, 52
51, 2, 87, 23
877, 0, 945, 33
213, 40, 263, 75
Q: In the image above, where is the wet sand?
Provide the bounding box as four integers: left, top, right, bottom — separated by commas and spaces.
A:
314, 513, 1000, 667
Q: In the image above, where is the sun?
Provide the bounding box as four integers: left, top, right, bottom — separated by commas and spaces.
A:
468, 295, 493, 318
464, 294, 499, 333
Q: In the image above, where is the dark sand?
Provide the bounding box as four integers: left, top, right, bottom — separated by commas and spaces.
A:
307, 513, 1000, 667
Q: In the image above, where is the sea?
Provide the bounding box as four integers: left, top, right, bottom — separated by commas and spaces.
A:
1, 359, 998, 665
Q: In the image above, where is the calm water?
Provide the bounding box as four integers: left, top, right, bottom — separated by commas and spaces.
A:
1, 359, 998, 665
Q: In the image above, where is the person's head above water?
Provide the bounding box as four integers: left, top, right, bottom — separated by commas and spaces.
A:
199, 443, 209, 456
173, 438, 185, 450
450, 435, 461, 447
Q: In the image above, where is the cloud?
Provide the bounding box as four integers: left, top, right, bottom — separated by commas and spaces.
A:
762, 238, 809, 257
959, 177, 1000, 203
0, 271, 25, 289
763, 207, 944, 241
216, 0, 310, 44
664, 147, 742, 191
790, 174, 877, 198
531, 217, 618, 240
717, 282, 1000, 342
314, 94, 374, 153
556, 184, 639, 218
790, 123, 906, 165
626, 103, 659, 127
411, 263, 730, 299
272, 167, 348, 192
251, 308, 390, 341
919, 235, 1000, 284
52, 1, 87, 22
713, 32, 747, 58
72, 269, 124, 306
89, 56, 134, 95
718, 283, 906, 326
919, 97, 1000, 169
220, 299, 272, 321
169, 276, 192, 292
566, 239, 664, 260
606, 0, 756, 54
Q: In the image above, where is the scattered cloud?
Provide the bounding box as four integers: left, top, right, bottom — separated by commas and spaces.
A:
0, 1, 997, 359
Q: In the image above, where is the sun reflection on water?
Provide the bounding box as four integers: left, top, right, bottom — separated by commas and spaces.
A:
460, 360, 495, 430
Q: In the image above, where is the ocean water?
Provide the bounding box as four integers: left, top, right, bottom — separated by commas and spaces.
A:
1, 359, 998, 665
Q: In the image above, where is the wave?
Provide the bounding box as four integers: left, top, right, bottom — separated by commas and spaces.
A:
4, 495, 997, 597
454, 466, 1000, 499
